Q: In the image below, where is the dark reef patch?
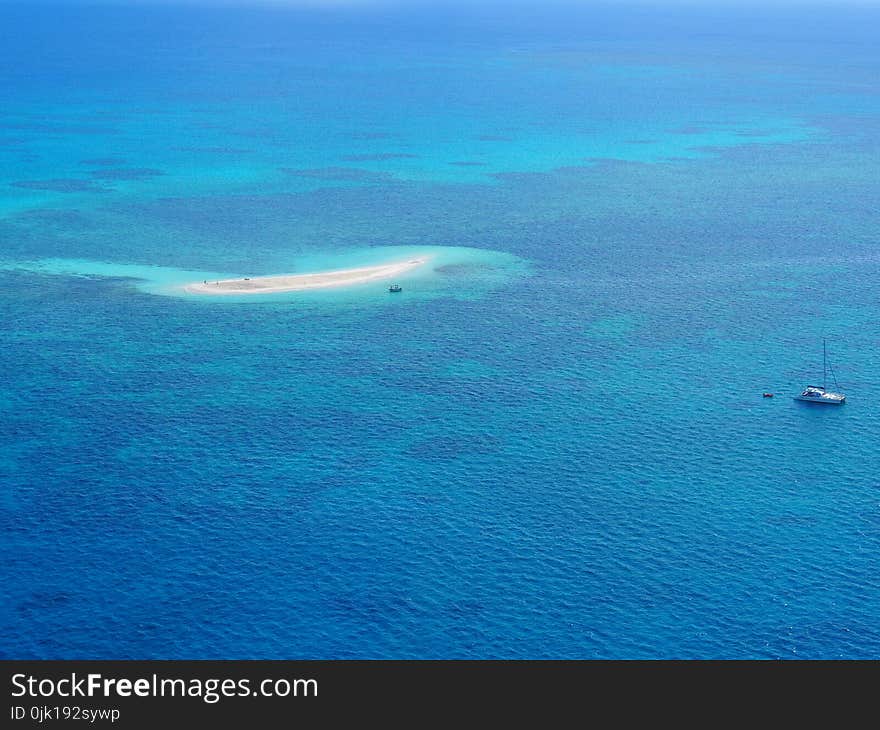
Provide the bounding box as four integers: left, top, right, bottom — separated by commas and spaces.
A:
80, 157, 127, 166
340, 153, 418, 162
669, 126, 709, 135
435, 262, 493, 275
280, 167, 394, 182
10, 179, 107, 193
16, 209, 95, 234
348, 132, 392, 140
685, 145, 727, 155
173, 146, 251, 155
89, 168, 164, 180
405, 434, 502, 460
0, 122, 117, 135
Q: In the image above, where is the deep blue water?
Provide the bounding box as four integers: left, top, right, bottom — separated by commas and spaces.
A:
2, 1, 880, 659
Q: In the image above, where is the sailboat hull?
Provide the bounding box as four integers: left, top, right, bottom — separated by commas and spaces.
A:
795, 341, 846, 404
793, 393, 845, 405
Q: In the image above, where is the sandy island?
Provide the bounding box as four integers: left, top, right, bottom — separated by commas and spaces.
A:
185, 256, 429, 295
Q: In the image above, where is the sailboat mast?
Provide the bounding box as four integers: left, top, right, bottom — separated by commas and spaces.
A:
823, 339, 827, 391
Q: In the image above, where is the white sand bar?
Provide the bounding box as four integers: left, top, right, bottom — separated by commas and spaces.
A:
185, 257, 430, 295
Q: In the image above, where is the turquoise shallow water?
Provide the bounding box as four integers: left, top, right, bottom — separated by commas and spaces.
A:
0, 244, 527, 302
2, 2, 880, 659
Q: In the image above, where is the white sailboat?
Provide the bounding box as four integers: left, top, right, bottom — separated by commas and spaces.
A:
794, 339, 846, 405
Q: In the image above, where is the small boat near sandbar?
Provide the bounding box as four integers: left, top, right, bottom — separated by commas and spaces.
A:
388, 284, 402, 293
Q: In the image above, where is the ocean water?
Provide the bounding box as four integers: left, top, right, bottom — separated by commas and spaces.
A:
1, 1, 880, 659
